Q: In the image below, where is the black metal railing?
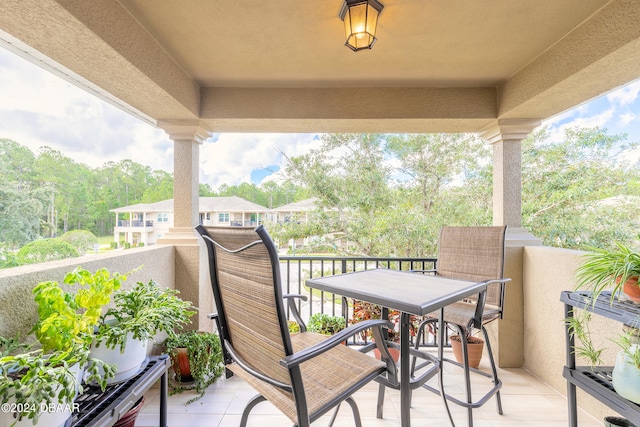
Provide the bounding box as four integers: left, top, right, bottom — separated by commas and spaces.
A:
116, 220, 154, 227
279, 255, 437, 343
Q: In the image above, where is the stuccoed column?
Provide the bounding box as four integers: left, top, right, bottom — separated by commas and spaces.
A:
480, 119, 541, 368
157, 120, 213, 332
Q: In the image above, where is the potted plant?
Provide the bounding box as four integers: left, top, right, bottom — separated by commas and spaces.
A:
0, 267, 121, 426
575, 241, 640, 304
350, 301, 420, 362
611, 326, 640, 404
92, 279, 197, 383
31, 266, 126, 353
164, 331, 224, 403
566, 309, 640, 404
306, 313, 346, 336
0, 343, 114, 427
448, 325, 485, 369
351, 300, 382, 343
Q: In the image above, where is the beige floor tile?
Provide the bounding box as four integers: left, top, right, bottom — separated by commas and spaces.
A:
139, 361, 605, 427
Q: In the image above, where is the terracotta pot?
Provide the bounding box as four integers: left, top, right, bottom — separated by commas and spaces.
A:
450, 335, 484, 369
171, 347, 193, 381
623, 277, 640, 303
373, 347, 400, 363
114, 396, 145, 427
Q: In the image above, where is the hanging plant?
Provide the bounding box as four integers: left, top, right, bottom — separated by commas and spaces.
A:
164, 331, 224, 404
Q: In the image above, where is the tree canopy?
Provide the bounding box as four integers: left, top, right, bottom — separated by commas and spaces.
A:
1, 127, 638, 263
280, 128, 640, 256
0, 139, 306, 253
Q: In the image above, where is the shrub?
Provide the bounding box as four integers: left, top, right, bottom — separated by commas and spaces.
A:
60, 230, 99, 255
16, 239, 79, 265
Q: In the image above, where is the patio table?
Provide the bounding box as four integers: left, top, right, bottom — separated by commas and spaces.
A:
306, 268, 491, 427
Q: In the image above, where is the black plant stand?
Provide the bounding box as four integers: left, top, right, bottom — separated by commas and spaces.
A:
561, 291, 640, 427
69, 355, 169, 427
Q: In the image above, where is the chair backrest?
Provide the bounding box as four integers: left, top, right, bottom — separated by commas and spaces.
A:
436, 226, 507, 309
195, 225, 293, 387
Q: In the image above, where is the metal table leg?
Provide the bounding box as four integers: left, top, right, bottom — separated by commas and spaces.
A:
400, 312, 411, 427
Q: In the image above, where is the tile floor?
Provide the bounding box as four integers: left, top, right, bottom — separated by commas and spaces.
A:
137, 349, 603, 427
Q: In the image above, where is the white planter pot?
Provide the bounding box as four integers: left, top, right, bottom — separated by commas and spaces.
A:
0, 363, 82, 427
90, 333, 148, 384
612, 345, 640, 404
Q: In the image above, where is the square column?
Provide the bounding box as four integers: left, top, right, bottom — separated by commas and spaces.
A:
480, 119, 541, 368
156, 120, 214, 331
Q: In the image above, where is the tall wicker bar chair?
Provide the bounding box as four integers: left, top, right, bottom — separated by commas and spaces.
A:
411, 225, 509, 427
195, 225, 394, 427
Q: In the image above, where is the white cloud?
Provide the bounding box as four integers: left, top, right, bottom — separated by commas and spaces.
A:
0, 47, 174, 172
544, 108, 615, 143
606, 80, 640, 106
0, 47, 324, 186
618, 112, 637, 127
200, 133, 321, 188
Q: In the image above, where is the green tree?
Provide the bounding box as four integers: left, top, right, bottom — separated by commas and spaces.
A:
0, 185, 47, 249
284, 134, 393, 255
0, 138, 35, 190
521, 127, 640, 249
141, 170, 174, 202
15, 239, 79, 265
386, 133, 487, 213
32, 147, 93, 235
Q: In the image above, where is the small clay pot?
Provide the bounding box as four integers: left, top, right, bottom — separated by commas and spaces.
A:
450, 335, 484, 369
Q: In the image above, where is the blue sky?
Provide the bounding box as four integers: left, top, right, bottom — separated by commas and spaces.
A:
0, 45, 639, 189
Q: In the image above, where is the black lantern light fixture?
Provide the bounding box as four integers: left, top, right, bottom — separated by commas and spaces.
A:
339, 0, 384, 51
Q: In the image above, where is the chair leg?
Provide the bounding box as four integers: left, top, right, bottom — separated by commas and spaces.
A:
344, 397, 363, 427
453, 324, 473, 427
482, 326, 503, 415
327, 403, 341, 427
240, 394, 267, 427
376, 383, 385, 418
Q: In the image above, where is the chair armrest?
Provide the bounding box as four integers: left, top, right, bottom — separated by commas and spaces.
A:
283, 294, 308, 332
279, 319, 392, 368
472, 278, 511, 327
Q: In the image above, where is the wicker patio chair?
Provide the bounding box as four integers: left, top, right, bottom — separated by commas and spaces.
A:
411, 225, 509, 427
195, 225, 395, 427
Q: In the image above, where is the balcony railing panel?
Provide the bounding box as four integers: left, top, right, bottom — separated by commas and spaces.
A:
116, 220, 154, 227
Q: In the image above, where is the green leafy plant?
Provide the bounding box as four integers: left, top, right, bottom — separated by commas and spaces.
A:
288, 320, 301, 334
2, 267, 124, 425
0, 342, 115, 426
95, 279, 197, 352
565, 309, 604, 367
31, 266, 127, 352
164, 331, 224, 403
0, 336, 28, 357
307, 313, 346, 335
566, 307, 640, 372
612, 326, 640, 370
575, 241, 640, 302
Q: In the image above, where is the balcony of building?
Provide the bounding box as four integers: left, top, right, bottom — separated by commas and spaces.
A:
0, 243, 626, 424
2, 1, 640, 425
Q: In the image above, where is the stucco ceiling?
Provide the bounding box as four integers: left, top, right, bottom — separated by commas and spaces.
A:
119, 0, 607, 88
1, 0, 640, 134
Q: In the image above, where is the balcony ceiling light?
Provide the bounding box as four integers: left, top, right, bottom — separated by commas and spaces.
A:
339, 0, 384, 52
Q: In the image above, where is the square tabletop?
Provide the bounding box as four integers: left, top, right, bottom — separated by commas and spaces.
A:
306, 268, 489, 315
